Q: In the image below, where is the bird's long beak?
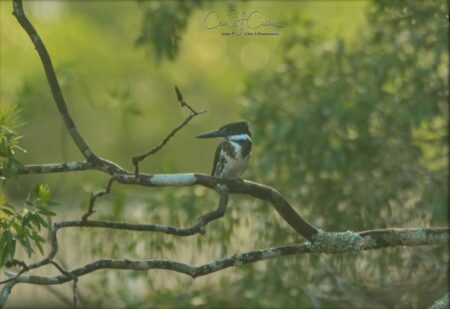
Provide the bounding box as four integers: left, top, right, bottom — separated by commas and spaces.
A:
195, 129, 224, 139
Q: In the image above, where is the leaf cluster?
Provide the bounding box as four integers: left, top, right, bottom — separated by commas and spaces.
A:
244, 0, 447, 231
0, 105, 26, 182
135, 0, 204, 60
237, 1, 448, 307
0, 184, 60, 267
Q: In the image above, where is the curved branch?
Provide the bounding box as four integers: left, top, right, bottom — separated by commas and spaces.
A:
2, 164, 319, 241
12, 0, 96, 161
11, 0, 127, 179
54, 219, 206, 237
116, 173, 320, 240
4, 227, 448, 286
198, 184, 229, 225
5, 243, 309, 285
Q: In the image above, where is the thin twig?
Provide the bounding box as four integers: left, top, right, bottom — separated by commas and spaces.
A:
72, 277, 78, 308
81, 176, 117, 221
132, 86, 206, 177
48, 260, 78, 308
174, 85, 198, 114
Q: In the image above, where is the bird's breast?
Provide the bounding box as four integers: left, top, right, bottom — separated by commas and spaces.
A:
217, 141, 250, 178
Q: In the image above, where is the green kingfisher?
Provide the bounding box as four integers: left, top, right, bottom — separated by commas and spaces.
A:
196, 121, 252, 179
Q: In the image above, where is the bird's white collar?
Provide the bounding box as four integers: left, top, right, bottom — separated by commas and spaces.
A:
229, 134, 252, 142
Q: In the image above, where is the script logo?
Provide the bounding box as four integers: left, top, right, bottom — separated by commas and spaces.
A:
204, 9, 284, 36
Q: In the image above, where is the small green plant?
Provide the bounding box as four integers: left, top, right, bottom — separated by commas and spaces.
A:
0, 184, 60, 267
0, 105, 26, 182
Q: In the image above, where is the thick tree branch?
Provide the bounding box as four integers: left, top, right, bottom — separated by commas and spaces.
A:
12, 0, 95, 161
0, 281, 15, 308
1, 159, 320, 240
114, 173, 320, 240
11, 0, 128, 177
3, 227, 448, 287
0, 165, 320, 240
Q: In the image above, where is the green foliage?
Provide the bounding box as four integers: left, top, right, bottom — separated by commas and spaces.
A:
135, 0, 205, 60
237, 0, 448, 307
244, 0, 448, 231
0, 184, 60, 267
0, 105, 26, 182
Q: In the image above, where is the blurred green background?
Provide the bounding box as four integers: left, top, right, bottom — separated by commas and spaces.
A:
0, 0, 448, 308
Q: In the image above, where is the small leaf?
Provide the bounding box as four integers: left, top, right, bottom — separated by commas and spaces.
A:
30, 215, 42, 230
34, 184, 51, 202
33, 237, 44, 255
0, 243, 7, 267
35, 215, 48, 228
37, 207, 56, 217
0, 207, 14, 216
18, 237, 33, 258
4, 231, 15, 259
1, 202, 15, 211
31, 231, 45, 255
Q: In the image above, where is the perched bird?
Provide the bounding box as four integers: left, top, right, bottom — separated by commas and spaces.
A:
196, 122, 252, 179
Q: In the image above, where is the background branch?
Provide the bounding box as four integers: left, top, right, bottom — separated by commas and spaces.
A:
3, 227, 448, 287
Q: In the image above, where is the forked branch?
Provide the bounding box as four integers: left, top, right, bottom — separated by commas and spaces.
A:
131, 86, 206, 176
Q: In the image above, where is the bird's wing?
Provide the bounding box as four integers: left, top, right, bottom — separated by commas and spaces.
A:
211, 142, 224, 176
